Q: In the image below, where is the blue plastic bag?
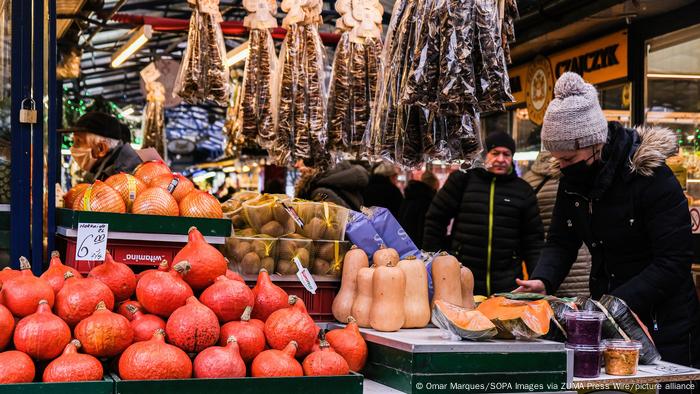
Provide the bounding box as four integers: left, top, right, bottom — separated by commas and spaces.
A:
363, 207, 421, 259
345, 210, 384, 258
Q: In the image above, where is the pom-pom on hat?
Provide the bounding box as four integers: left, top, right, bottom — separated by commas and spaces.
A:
541, 72, 608, 152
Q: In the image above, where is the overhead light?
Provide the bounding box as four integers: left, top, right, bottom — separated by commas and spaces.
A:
226, 42, 250, 68
111, 25, 153, 68
647, 73, 700, 80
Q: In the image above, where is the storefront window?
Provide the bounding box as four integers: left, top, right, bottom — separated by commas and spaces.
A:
645, 24, 700, 194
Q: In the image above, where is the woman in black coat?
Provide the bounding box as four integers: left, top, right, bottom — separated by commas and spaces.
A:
517, 73, 700, 373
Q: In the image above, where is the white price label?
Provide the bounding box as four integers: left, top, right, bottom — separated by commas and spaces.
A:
75, 223, 109, 261
293, 257, 317, 294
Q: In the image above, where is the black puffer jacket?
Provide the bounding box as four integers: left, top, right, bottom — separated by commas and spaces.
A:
398, 180, 436, 249
533, 122, 700, 368
363, 175, 404, 218
423, 167, 544, 296
295, 161, 369, 211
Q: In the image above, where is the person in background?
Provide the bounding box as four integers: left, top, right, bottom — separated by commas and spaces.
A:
515, 72, 699, 374
522, 151, 591, 297
60, 112, 142, 182
398, 171, 439, 249
363, 162, 404, 217
295, 159, 369, 211
263, 178, 286, 195
423, 132, 544, 296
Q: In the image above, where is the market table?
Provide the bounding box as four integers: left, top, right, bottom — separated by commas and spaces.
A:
330, 325, 571, 394
571, 360, 700, 393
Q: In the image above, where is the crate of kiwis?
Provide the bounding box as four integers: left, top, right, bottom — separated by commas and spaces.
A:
276, 234, 314, 275
224, 233, 278, 275
311, 240, 351, 277
289, 200, 349, 241
241, 194, 296, 236
222, 191, 260, 231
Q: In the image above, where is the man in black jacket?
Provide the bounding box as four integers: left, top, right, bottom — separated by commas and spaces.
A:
61, 112, 142, 182
398, 171, 439, 249
423, 132, 544, 296
516, 72, 700, 371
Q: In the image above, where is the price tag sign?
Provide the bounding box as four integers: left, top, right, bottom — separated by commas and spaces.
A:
293, 257, 317, 294
75, 223, 109, 261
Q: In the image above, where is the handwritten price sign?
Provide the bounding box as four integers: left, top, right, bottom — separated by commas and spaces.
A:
75, 223, 108, 261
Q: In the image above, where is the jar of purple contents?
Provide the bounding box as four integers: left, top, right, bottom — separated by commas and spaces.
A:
565, 311, 605, 345
566, 344, 604, 378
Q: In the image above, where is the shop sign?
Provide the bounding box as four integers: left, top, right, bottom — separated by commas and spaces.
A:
525, 56, 554, 126
507, 30, 628, 110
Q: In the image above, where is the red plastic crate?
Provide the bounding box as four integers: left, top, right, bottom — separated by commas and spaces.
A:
56, 235, 184, 274
245, 277, 340, 322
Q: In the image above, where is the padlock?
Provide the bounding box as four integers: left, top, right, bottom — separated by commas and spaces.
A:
19, 98, 37, 124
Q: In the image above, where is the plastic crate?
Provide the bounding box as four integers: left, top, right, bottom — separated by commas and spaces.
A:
56, 235, 183, 274
244, 275, 340, 322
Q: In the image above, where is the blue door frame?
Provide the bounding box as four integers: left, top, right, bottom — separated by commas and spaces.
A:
9, 0, 56, 275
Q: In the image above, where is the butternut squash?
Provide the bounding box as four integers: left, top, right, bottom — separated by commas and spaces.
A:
431, 253, 462, 308
372, 245, 399, 267
332, 246, 369, 323
351, 267, 374, 328
397, 256, 430, 328
369, 263, 405, 332
460, 265, 476, 310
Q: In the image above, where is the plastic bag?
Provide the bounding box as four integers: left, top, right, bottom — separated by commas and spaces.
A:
344, 210, 384, 257
327, 32, 352, 153
501, 0, 518, 64
174, 8, 203, 103
304, 24, 330, 168
363, 206, 420, 258
201, 10, 230, 106
473, 0, 512, 112
401, 0, 441, 109
271, 25, 302, 166
242, 194, 296, 236
578, 295, 661, 365
438, 0, 477, 113
543, 297, 578, 343
141, 82, 166, 158
241, 30, 270, 145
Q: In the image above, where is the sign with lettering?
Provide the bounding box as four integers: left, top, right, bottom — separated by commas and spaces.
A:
75, 223, 108, 261
507, 30, 628, 107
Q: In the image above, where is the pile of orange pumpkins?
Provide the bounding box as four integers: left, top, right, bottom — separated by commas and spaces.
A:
0, 226, 367, 383
64, 160, 223, 219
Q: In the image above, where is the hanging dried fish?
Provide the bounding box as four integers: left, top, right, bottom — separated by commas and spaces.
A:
473, 0, 512, 111
327, 32, 352, 151
502, 0, 518, 64
272, 26, 301, 166
142, 82, 166, 158
202, 11, 230, 105
175, 9, 203, 103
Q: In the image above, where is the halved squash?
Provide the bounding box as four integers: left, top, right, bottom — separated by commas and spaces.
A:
431, 300, 497, 341
476, 297, 553, 339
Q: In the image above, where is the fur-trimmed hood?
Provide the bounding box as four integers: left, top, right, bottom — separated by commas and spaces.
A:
628, 125, 678, 176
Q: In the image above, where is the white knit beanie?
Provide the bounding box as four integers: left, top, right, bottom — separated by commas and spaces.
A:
541, 72, 608, 152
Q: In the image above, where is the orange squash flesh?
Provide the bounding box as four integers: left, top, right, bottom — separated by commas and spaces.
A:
476, 297, 553, 338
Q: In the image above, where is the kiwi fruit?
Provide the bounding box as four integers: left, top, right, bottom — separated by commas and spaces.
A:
260, 221, 285, 237
294, 248, 310, 268
311, 258, 331, 275
261, 257, 275, 272
238, 228, 256, 237
240, 252, 261, 275
232, 215, 247, 230
278, 239, 297, 261
233, 241, 253, 262
304, 217, 326, 239
276, 259, 296, 275
273, 203, 290, 223
316, 242, 337, 262
323, 223, 342, 240
252, 239, 275, 257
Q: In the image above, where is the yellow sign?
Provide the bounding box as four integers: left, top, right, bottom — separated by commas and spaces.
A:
525, 56, 554, 125
508, 30, 628, 109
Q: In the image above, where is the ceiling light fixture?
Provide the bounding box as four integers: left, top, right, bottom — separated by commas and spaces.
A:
226, 42, 250, 68
111, 25, 153, 68
647, 73, 700, 80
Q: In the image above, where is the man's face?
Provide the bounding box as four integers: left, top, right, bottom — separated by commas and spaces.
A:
550, 147, 596, 168
72, 131, 90, 149
485, 147, 513, 175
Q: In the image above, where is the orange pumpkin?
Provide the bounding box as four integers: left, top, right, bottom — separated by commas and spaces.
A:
13, 300, 71, 360
74, 301, 134, 358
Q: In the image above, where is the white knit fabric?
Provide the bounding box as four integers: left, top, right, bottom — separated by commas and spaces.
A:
541, 72, 608, 152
